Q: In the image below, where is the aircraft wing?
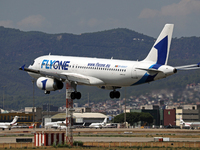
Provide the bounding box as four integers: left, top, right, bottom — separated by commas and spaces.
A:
19, 65, 65, 80
61, 73, 104, 85
19, 65, 104, 85
19, 65, 40, 74
175, 63, 200, 70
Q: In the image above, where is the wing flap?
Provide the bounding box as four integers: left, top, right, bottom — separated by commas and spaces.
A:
61, 73, 105, 85
64, 73, 90, 84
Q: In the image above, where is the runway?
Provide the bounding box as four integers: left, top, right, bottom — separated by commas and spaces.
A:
1, 136, 200, 143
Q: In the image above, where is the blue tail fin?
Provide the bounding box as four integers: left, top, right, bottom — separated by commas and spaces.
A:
143, 24, 174, 65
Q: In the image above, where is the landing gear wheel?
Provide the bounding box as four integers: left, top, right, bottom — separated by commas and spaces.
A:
76, 92, 81, 99
115, 91, 120, 98
71, 92, 76, 99
71, 92, 82, 99
109, 91, 120, 99
110, 91, 115, 99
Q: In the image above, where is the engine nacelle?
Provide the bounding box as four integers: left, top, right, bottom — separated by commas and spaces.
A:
36, 77, 63, 91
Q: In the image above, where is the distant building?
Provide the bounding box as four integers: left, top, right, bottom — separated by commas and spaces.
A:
0, 107, 42, 126
74, 107, 91, 113
176, 105, 200, 126
43, 104, 58, 112
140, 105, 159, 110
163, 109, 176, 126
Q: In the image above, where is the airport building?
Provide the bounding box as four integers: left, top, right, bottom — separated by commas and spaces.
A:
175, 105, 200, 127
0, 107, 43, 127
50, 112, 107, 127
129, 104, 200, 127
163, 109, 176, 126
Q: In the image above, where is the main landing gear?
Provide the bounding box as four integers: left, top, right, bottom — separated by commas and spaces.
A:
69, 82, 120, 100
71, 91, 81, 100
109, 91, 120, 99
70, 82, 82, 100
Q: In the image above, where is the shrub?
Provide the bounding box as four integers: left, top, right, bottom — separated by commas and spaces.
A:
73, 140, 83, 146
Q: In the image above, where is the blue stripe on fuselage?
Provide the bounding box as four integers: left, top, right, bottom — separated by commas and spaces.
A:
131, 64, 162, 86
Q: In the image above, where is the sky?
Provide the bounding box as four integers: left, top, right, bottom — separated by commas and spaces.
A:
1, 0, 200, 38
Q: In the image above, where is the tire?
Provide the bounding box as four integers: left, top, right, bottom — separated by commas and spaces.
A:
109, 91, 115, 99
71, 92, 76, 99
115, 91, 120, 98
76, 92, 81, 99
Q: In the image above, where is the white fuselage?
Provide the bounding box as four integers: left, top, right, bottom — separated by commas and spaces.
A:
182, 122, 200, 127
45, 121, 66, 129
89, 122, 104, 128
0, 123, 12, 129
28, 55, 176, 88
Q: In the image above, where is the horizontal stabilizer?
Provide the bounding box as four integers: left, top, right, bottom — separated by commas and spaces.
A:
136, 67, 163, 73
175, 63, 200, 70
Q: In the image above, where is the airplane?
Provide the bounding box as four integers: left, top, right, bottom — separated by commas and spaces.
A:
89, 118, 107, 129
180, 117, 200, 129
0, 116, 19, 130
45, 120, 66, 130
19, 24, 200, 99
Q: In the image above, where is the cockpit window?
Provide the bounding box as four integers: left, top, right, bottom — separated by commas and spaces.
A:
30, 61, 35, 66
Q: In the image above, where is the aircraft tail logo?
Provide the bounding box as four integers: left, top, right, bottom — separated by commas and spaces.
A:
11, 116, 19, 125
143, 24, 174, 65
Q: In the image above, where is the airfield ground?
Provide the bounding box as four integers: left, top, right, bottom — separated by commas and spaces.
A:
0, 128, 200, 149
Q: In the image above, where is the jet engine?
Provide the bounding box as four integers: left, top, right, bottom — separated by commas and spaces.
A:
36, 77, 63, 92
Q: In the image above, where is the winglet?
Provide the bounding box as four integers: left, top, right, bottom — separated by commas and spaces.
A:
197, 62, 200, 67
20, 64, 25, 71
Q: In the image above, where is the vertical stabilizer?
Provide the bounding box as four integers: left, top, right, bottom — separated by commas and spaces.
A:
180, 117, 184, 124
143, 24, 174, 65
102, 118, 107, 126
11, 116, 19, 125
